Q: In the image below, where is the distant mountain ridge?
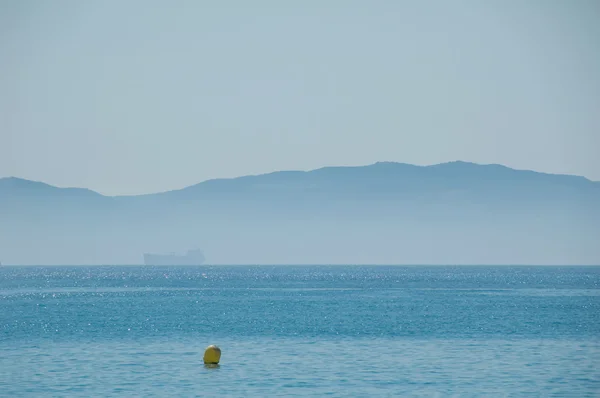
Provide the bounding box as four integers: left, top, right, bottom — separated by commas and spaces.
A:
1, 161, 598, 265
1, 161, 598, 198
0, 176, 102, 197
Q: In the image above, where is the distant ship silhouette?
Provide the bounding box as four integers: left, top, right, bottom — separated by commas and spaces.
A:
143, 249, 205, 265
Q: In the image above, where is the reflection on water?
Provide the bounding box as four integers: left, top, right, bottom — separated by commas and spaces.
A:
1, 265, 599, 396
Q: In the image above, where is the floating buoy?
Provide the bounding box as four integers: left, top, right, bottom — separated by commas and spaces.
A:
203, 345, 221, 364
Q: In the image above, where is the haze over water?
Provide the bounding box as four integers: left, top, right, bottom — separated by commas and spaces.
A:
1, 265, 599, 396
2, 1, 599, 396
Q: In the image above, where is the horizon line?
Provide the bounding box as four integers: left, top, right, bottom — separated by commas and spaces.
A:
2, 263, 599, 267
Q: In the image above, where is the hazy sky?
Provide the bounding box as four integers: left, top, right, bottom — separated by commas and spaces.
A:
2, 0, 599, 195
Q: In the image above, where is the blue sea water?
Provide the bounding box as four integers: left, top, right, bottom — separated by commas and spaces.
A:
1, 265, 599, 397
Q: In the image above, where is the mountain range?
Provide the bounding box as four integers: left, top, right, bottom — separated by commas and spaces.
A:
1, 161, 598, 265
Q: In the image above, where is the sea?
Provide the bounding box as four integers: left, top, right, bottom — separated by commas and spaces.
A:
1, 265, 599, 397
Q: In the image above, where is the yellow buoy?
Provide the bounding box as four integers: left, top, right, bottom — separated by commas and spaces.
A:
203, 345, 221, 364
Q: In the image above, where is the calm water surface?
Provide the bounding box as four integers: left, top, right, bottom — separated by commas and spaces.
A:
1, 265, 599, 397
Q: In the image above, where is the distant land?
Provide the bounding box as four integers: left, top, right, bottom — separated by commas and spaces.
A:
1, 161, 599, 265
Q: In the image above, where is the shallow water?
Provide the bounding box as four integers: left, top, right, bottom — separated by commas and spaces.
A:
1, 266, 599, 397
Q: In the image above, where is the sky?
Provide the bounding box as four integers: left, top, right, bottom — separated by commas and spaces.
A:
1, 0, 599, 195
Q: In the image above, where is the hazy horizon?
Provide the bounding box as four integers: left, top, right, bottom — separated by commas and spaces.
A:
2, 161, 599, 266
2, 2, 599, 266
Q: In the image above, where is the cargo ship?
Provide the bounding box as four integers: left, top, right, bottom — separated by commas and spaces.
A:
143, 249, 205, 265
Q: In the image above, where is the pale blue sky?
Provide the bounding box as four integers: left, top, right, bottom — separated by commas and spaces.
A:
1, 0, 599, 195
